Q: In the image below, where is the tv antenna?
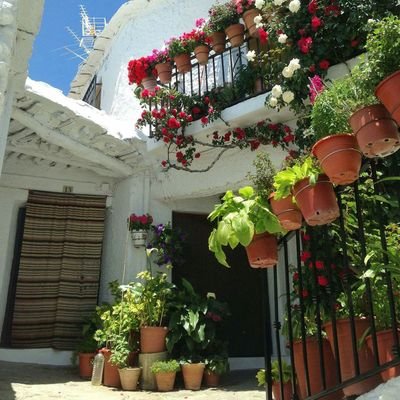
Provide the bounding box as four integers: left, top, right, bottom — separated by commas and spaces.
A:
63, 5, 107, 62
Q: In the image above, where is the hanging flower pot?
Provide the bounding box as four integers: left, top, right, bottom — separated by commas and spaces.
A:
225, 23, 245, 48
174, 53, 192, 74
140, 326, 168, 353
375, 70, 400, 126
141, 76, 157, 92
210, 31, 226, 54
245, 232, 278, 268
269, 193, 302, 231
292, 175, 339, 226
349, 104, 400, 158
194, 45, 210, 66
312, 134, 362, 186
155, 62, 172, 84
131, 230, 147, 247
243, 9, 260, 38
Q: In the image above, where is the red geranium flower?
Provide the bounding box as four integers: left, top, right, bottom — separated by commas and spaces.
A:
318, 276, 329, 287
319, 59, 330, 70
167, 117, 181, 129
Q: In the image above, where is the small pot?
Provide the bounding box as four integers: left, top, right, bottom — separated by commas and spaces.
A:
155, 371, 176, 391
141, 76, 157, 92
131, 230, 147, 247
312, 133, 362, 185
174, 53, 192, 74
375, 70, 400, 126
118, 367, 141, 391
293, 175, 339, 226
349, 104, 400, 158
182, 363, 205, 390
204, 370, 220, 387
78, 352, 95, 379
155, 62, 172, 84
225, 23, 245, 48
245, 232, 278, 268
194, 45, 210, 66
210, 31, 226, 53
243, 8, 260, 38
269, 193, 302, 231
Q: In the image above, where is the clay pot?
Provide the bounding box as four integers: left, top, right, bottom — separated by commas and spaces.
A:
349, 104, 400, 158
155, 62, 172, 84
269, 194, 302, 231
210, 31, 226, 53
174, 53, 192, 74
102, 348, 121, 388
155, 371, 176, 392
194, 45, 210, 66
225, 23, 245, 48
324, 319, 382, 397
293, 337, 343, 400
243, 9, 260, 37
140, 326, 168, 353
272, 381, 293, 400
245, 232, 278, 268
181, 363, 205, 390
292, 175, 339, 226
204, 370, 220, 387
366, 329, 400, 382
141, 76, 157, 92
312, 134, 362, 185
254, 77, 264, 94
118, 367, 141, 391
375, 70, 400, 126
78, 352, 95, 379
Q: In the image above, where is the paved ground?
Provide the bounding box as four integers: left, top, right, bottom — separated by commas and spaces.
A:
0, 361, 266, 400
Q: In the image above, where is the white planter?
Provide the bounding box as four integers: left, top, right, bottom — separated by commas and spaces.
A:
131, 230, 147, 247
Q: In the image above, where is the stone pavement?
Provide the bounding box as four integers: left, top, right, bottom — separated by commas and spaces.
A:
0, 361, 266, 400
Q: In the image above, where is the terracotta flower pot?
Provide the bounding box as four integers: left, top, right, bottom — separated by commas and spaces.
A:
78, 352, 95, 379
141, 76, 157, 92
375, 70, 400, 126
243, 8, 260, 37
155, 62, 172, 84
174, 53, 192, 74
155, 371, 176, 391
349, 104, 400, 158
269, 194, 302, 231
312, 134, 362, 186
366, 329, 400, 382
182, 363, 205, 390
293, 337, 343, 400
204, 370, 220, 387
324, 319, 382, 397
245, 232, 278, 268
102, 348, 121, 388
118, 367, 141, 391
210, 31, 226, 53
140, 326, 168, 353
292, 175, 339, 226
272, 381, 293, 400
225, 23, 245, 48
194, 45, 210, 66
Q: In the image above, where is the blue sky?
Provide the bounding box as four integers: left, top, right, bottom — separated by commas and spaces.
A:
29, 1, 126, 94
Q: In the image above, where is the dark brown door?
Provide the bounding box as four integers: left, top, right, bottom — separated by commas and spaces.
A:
172, 212, 264, 357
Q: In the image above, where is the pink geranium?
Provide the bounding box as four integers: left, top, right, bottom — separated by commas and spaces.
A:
128, 213, 153, 231
309, 74, 325, 104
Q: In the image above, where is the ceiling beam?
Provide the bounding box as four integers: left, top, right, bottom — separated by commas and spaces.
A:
12, 107, 134, 177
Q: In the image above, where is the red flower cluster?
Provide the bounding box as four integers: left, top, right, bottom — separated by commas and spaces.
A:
128, 213, 153, 231
185, 28, 212, 47
127, 55, 158, 85
298, 36, 313, 54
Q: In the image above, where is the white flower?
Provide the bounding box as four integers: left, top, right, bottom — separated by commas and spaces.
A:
271, 85, 283, 98
278, 33, 288, 44
282, 67, 294, 78
274, 0, 285, 5
255, 0, 265, 9
288, 58, 301, 71
254, 15, 263, 29
246, 50, 256, 62
367, 18, 376, 24
282, 91, 295, 104
269, 96, 278, 107
288, 0, 300, 13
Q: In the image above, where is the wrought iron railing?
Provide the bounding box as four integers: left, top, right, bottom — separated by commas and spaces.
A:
262, 154, 400, 400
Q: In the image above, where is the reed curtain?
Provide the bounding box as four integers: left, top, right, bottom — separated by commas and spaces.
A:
10, 191, 106, 350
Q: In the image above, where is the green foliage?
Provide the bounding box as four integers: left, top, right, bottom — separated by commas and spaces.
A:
75, 311, 101, 353
167, 36, 195, 58
207, 1, 239, 33
282, 304, 321, 341
208, 186, 282, 267
273, 156, 321, 200
256, 359, 292, 386
234, 63, 264, 98
150, 359, 181, 374
109, 334, 133, 368
247, 152, 276, 198
204, 355, 229, 374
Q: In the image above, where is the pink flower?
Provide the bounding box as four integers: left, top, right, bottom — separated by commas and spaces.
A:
201, 116, 209, 125
298, 36, 313, 54
309, 74, 324, 104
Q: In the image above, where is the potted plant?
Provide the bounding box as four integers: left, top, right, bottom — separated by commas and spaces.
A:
234, 0, 262, 37
153, 48, 172, 84
127, 213, 153, 247
204, 355, 229, 387
127, 55, 158, 91
150, 359, 180, 392
166, 34, 195, 74
256, 360, 293, 400
208, 185, 282, 268
248, 152, 302, 231
273, 156, 339, 226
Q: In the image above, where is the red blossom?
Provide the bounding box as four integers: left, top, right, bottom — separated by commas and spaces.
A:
186, 115, 193, 122
318, 275, 329, 287
192, 106, 201, 114
167, 117, 181, 129
302, 289, 309, 298
141, 89, 150, 98
351, 39, 359, 48
311, 16, 323, 31
204, 96, 210, 104
201, 116, 209, 124
259, 28, 268, 44
298, 36, 313, 54
300, 251, 311, 263
224, 132, 231, 142
309, 64, 316, 73
324, 4, 340, 16
161, 160, 167, 167
293, 272, 299, 281
195, 152, 201, 159
319, 59, 330, 70
308, 0, 318, 14
283, 134, 295, 143
250, 140, 260, 150
315, 260, 324, 270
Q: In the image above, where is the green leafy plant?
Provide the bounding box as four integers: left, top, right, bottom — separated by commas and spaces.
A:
206, 1, 240, 33
150, 359, 181, 374
204, 355, 230, 375
166, 34, 195, 58
109, 334, 134, 368
208, 186, 282, 267
282, 304, 321, 341
256, 359, 292, 386
247, 152, 276, 198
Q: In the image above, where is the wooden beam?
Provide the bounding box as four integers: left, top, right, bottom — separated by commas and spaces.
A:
12, 108, 134, 177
